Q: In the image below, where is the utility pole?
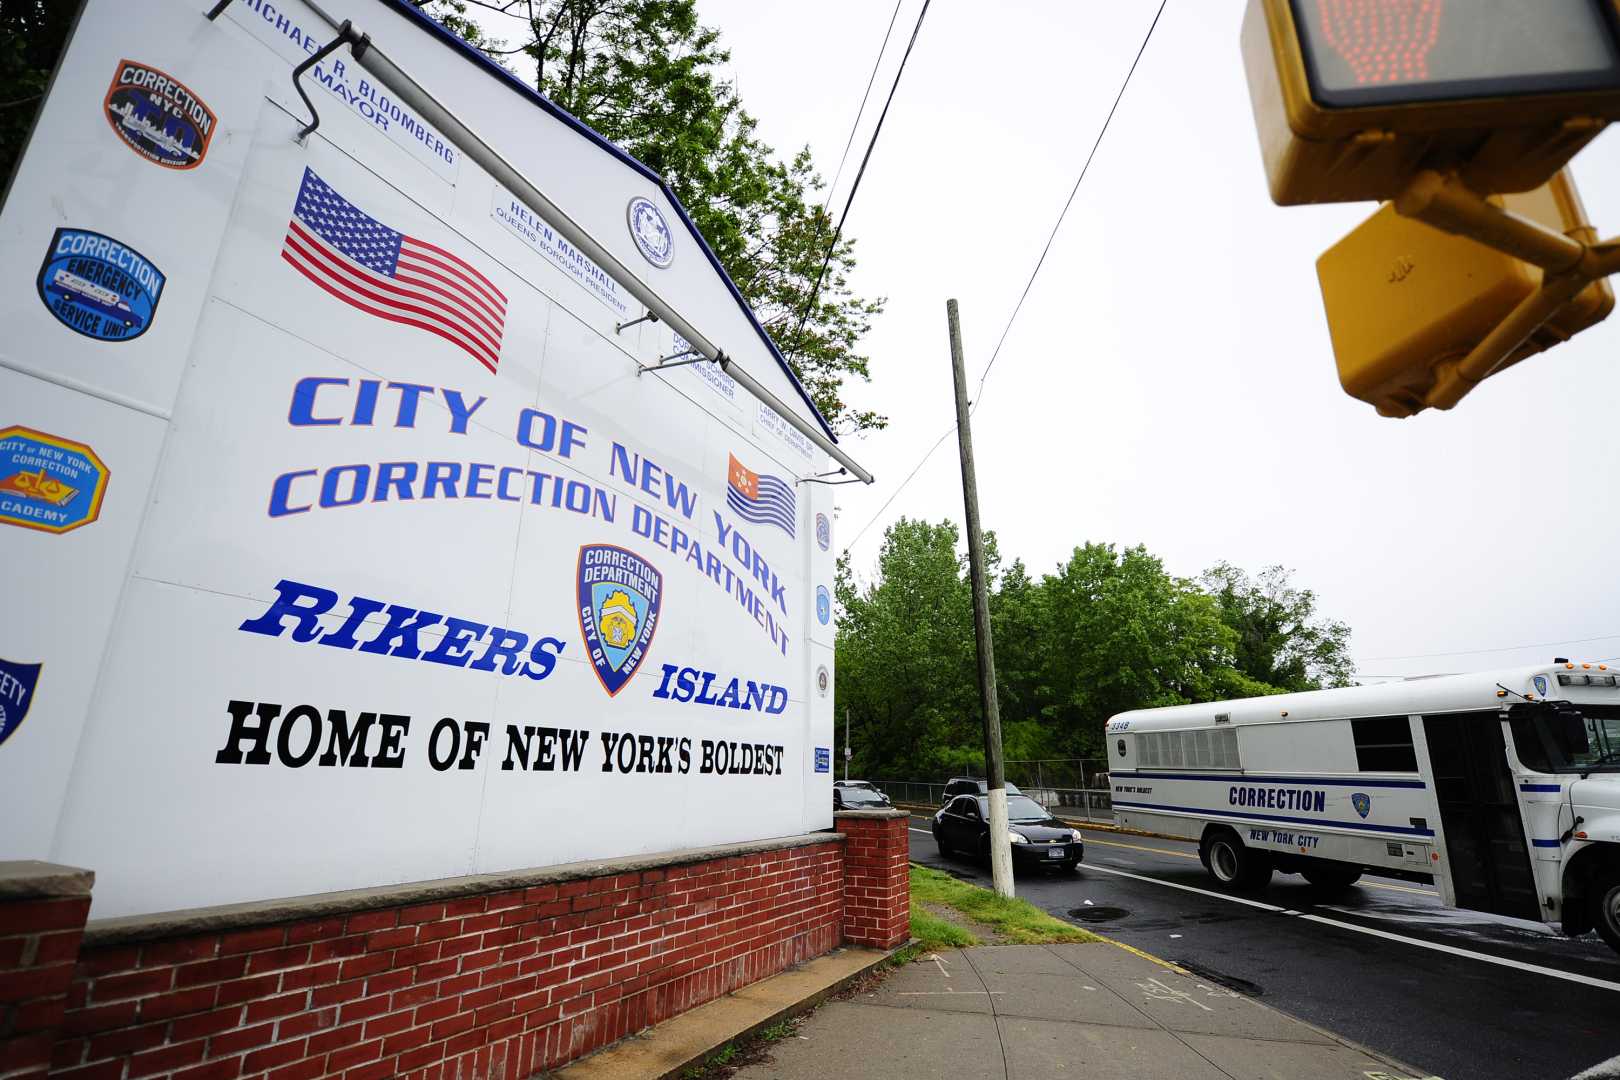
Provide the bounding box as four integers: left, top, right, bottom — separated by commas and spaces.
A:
946, 299, 1013, 898
844, 707, 850, 781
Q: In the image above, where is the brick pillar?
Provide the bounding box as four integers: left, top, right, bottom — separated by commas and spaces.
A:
835, 809, 910, 949
0, 862, 93, 1080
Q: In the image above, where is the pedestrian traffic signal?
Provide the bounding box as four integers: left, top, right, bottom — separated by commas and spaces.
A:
1316, 170, 1613, 416
1243, 0, 1620, 205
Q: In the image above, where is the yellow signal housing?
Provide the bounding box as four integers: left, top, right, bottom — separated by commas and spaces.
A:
1242, 0, 1620, 205
1317, 170, 1613, 417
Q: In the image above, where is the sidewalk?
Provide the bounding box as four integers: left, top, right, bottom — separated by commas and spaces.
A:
728, 941, 1436, 1080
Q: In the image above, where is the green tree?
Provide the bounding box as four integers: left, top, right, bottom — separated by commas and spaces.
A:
0, 0, 75, 189
424, 0, 884, 433
1034, 544, 1241, 760
1200, 563, 1355, 691
835, 519, 978, 778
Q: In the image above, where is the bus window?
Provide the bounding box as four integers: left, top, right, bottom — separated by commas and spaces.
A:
1352, 716, 1419, 771
1509, 703, 1620, 773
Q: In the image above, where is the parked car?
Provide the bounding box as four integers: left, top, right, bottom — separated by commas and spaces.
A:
834, 780, 890, 801
833, 784, 891, 810
941, 777, 1023, 803
932, 792, 1083, 872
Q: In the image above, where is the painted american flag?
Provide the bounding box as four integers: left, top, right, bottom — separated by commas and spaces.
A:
727, 452, 796, 539
281, 167, 506, 373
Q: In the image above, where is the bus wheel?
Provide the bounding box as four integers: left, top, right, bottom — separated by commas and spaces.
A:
1301, 865, 1362, 893
1592, 873, 1620, 955
1201, 829, 1272, 890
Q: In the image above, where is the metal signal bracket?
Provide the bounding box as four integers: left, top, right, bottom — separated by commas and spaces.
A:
293, 22, 370, 144
798, 468, 860, 487
636, 348, 711, 377
615, 312, 659, 335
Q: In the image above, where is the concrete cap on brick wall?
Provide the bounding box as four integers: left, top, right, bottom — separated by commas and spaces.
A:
831, 809, 909, 821
0, 860, 94, 899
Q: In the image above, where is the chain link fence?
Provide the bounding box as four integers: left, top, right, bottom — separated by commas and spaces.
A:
871, 778, 1114, 823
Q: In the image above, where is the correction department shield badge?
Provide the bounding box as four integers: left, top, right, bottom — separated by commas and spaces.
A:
1351, 792, 1371, 819
576, 544, 663, 696
0, 658, 42, 749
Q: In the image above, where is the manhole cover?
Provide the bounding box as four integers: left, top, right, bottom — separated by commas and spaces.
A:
1067, 906, 1129, 922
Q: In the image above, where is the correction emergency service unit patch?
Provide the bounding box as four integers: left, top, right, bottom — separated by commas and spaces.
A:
37, 229, 165, 341
103, 59, 216, 169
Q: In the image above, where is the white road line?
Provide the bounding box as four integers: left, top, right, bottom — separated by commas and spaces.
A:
1080, 862, 1620, 993
909, 827, 932, 835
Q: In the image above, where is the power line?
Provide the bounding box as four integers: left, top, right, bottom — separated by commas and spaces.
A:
1355, 631, 1620, 664
823, 0, 907, 217
843, 0, 1167, 553
792, 0, 932, 346
970, 0, 1166, 415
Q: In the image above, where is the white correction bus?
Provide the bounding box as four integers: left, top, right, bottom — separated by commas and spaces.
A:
1106, 663, 1620, 955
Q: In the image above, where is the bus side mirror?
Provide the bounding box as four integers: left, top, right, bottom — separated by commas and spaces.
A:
1559, 713, 1591, 756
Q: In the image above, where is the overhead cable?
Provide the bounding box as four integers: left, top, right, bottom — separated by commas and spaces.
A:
843, 0, 1167, 552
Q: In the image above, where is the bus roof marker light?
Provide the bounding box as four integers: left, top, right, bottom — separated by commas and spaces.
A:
1583, 663, 1592, 669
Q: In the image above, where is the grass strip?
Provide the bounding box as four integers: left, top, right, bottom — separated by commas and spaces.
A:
909, 902, 977, 953
909, 865, 1102, 946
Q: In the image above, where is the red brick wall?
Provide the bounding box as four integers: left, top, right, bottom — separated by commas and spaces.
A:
49, 841, 846, 1080
0, 867, 94, 1080
836, 813, 910, 950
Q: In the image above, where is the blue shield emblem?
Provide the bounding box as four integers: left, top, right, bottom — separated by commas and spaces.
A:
38, 229, 165, 341
1351, 792, 1371, 819
1533, 675, 1550, 697
577, 544, 663, 696
0, 658, 42, 749
816, 586, 831, 625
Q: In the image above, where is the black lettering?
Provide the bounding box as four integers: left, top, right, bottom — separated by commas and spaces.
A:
428, 717, 459, 771
559, 728, 588, 771
502, 724, 533, 771
374, 714, 410, 768
458, 722, 489, 769
277, 705, 322, 767
216, 699, 275, 764
318, 709, 375, 767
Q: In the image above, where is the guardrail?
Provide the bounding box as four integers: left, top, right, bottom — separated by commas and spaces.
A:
871, 780, 1114, 823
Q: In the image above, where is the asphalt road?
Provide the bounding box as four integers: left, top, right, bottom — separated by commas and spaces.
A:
907, 815, 1620, 1080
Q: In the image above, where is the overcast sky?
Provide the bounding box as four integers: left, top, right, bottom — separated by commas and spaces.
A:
471, 1, 1620, 682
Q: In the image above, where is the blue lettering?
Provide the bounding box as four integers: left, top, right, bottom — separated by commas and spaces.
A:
269, 469, 315, 517
320, 464, 369, 508
289, 376, 346, 426
238, 579, 337, 642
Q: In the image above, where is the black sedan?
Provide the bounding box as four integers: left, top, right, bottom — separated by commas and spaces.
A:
932, 793, 1083, 871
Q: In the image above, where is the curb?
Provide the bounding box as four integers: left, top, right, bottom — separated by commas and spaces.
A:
1082, 930, 1440, 1079
904, 839, 1440, 1080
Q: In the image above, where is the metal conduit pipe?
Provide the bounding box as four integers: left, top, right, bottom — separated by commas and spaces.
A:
279, 0, 875, 484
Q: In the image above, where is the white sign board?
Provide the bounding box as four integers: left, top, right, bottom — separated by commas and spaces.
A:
0, 0, 840, 918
